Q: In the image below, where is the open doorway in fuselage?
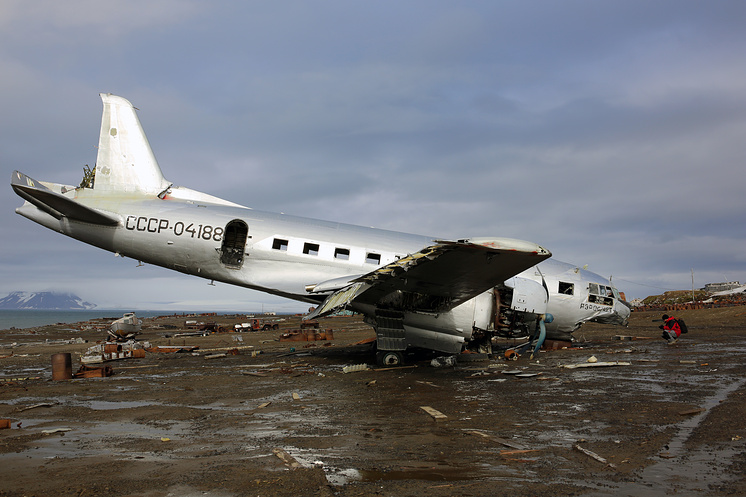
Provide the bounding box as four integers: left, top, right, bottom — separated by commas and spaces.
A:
220, 219, 248, 269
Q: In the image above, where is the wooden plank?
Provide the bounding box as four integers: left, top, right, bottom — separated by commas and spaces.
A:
15, 402, 55, 412
373, 365, 417, 372
574, 444, 616, 468
465, 430, 525, 450
420, 406, 447, 421
500, 449, 539, 456
562, 361, 631, 369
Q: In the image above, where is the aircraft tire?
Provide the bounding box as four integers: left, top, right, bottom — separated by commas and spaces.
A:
376, 351, 403, 367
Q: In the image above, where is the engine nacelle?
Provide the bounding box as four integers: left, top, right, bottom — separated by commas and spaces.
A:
505, 276, 548, 314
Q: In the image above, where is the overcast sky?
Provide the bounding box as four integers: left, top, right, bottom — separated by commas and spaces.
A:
1, 1, 745, 311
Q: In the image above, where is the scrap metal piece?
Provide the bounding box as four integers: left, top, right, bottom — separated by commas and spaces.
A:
273, 448, 301, 468
74, 364, 114, 378
342, 364, 369, 373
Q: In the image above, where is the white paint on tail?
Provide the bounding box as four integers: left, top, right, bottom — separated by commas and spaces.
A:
94, 93, 171, 194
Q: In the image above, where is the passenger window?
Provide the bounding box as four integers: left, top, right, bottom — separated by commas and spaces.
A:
366, 253, 381, 264
558, 282, 574, 295
303, 242, 320, 256
272, 238, 288, 251
334, 248, 350, 260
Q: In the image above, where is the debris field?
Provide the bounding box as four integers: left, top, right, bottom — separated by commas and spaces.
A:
1, 308, 745, 497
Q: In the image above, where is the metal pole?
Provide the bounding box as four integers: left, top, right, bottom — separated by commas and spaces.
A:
691, 268, 695, 302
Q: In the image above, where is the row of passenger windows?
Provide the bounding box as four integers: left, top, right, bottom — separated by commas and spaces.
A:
272, 238, 383, 265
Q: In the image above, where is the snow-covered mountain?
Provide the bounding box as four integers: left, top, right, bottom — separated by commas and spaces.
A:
0, 292, 97, 310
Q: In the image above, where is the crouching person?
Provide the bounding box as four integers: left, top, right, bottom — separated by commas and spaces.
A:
660, 314, 682, 343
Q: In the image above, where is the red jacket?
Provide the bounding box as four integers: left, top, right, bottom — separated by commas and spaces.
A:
664, 317, 682, 337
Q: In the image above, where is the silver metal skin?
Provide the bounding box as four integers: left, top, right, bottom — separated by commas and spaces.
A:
12, 94, 629, 359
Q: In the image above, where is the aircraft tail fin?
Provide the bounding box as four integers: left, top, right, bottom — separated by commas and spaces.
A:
94, 93, 171, 195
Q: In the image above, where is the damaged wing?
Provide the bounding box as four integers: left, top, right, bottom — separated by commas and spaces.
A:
11, 171, 119, 226
306, 237, 551, 319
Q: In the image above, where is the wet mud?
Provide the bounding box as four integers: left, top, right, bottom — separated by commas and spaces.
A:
1, 308, 745, 496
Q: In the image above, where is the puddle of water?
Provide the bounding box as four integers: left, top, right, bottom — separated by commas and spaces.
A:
589, 377, 746, 496
0, 419, 192, 462
359, 466, 490, 482
84, 400, 156, 410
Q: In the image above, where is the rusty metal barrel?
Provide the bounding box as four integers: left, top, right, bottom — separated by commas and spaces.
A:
103, 343, 122, 354
51, 353, 73, 380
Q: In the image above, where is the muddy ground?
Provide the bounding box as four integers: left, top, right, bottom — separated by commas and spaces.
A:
1, 307, 745, 497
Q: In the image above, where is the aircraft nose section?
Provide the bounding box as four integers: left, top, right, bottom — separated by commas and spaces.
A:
614, 300, 631, 326
589, 299, 631, 327
606, 300, 632, 326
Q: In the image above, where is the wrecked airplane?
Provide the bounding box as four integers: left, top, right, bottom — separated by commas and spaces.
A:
11, 94, 629, 365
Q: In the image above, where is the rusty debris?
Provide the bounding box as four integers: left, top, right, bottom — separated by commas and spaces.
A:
279, 329, 334, 342
146, 345, 199, 353
82, 341, 150, 363
74, 364, 114, 378
51, 353, 73, 380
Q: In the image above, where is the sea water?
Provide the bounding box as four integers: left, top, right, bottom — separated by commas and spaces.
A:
0, 310, 198, 330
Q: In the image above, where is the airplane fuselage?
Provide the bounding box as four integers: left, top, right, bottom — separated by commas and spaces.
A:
17, 185, 628, 337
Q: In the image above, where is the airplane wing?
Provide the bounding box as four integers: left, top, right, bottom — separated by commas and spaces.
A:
11, 171, 119, 226
305, 238, 550, 319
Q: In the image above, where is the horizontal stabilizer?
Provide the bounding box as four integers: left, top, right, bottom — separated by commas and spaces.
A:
11, 171, 119, 226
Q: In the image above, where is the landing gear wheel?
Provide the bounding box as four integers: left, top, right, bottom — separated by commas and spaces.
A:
376, 351, 403, 367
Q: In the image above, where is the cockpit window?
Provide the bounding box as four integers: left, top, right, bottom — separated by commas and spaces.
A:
588, 282, 614, 306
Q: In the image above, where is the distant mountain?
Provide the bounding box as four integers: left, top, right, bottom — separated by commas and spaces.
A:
0, 292, 97, 310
